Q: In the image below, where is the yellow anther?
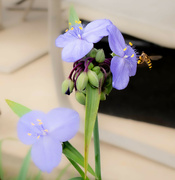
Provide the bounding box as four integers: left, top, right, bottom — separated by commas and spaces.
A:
129, 42, 133, 46
123, 47, 127, 51
37, 135, 40, 139
69, 22, 71, 25
44, 129, 48, 132
31, 123, 35, 126
78, 21, 81, 24
79, 26, 83, 30
131, 54, 134, 58
39, 122, 43, 125
37, 119, 41, 122
75, 20, 78, 23
65, 29, 68, 32
28, 133, 32, 136
70, 27, 74, 30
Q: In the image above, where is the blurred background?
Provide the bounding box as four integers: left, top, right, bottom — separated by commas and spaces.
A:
0, 0, 175, 179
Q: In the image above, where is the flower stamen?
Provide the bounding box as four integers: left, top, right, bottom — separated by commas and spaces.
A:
39, 122, 43, 125
31, 123, 35, 126
70, 27, 74, 30
78, 21, 81, 24
131, 54, 134, 58
44, 129, 48, 132
129, 42, 133, 46
37, 135, 40, 139
79, 26, 83, 30
28, 133, 32, 136
123, 47, 127, 51
65, 29, 68, 32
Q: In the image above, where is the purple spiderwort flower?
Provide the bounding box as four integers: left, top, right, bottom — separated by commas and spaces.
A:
56, 19, 112, 62
17, 108, 80, 173
107, 24, 137, 90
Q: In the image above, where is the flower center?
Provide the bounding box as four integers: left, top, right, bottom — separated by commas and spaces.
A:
27, 119, 48, 139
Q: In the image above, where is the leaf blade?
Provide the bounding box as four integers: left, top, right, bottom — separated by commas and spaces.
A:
6, 99, 31, 118
17, 148, 31, 180
84, 84, 101, 177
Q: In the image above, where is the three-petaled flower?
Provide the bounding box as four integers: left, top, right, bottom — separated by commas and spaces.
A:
17, 108, 80, 173
107, 24, 137, 90
56, 19, 112, 62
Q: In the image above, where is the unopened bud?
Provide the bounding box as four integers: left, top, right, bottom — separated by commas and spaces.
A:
100, 92, 106, 101
75, 91, 86, 105
88, 48, 98, 58
92, 66, 100, 75
88, 62, 94, 70
104, 84, 112, 95
76, 72, 88, 91
87, 70, 99, 88
62, 79, 74, 95
95, 49, 105, 63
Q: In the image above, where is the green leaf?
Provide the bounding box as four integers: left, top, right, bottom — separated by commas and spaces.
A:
84, 83, 101, 177
67, 158, 85, 179
69, 5, 80, 29
6, 99, 31, 118
63, 142, 95, 177
0, 138, 18, 180
56, 163, 71, 180
68, 177, 84, 180
0, 140, 4, 180
34, 171, 42, 180
17, 148, 31, 180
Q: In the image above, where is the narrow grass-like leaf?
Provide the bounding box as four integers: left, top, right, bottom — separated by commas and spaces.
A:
56, 163, 71, 180
34, 171, 42, 180
0, 138, 18, 180
0, 140, 4, 180
69, 5, 80, 29
63, 142, 95, 177
68, 177, 84, 180
67, 158, 85, 179
6, 99, 31, 118
17, 148, 31, 180
84, 83, 101, 177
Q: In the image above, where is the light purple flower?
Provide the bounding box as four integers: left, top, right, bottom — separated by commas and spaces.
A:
17, 108, 80, 173
56, 19, 112, 62
107, 24, 137, 90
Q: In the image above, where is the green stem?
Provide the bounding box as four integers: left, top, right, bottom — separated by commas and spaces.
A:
93, 116, 101, 180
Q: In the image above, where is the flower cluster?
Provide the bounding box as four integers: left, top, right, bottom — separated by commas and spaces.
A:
57, 19, 138, 104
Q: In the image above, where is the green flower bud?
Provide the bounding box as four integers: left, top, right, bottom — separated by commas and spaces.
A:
92, 66, 100, 75
75, 91, 86, 105
62, 79, 74, 95
105, 75, 112, 87
100, 92, 106, 101
97, 71, 104, 81
111, 52, 117, 57
88, 48, 98, 58
104, 83, 113, 95
76, 72, 88, 91
95, 49, 105, 63
87, 70, 99, 88
88, 62, 94, 70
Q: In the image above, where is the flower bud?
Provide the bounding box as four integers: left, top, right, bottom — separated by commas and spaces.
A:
76, 72, 88, 91
75, 91, 86, 105
92, 66, 100, 75
95, 49, 105, 63
104, 84, 112, 95
87, 70, 99, 88
100, 92, 106, 101
88, 48, 98, 58
88, 62, 94, 70
62, 79, 74, 95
